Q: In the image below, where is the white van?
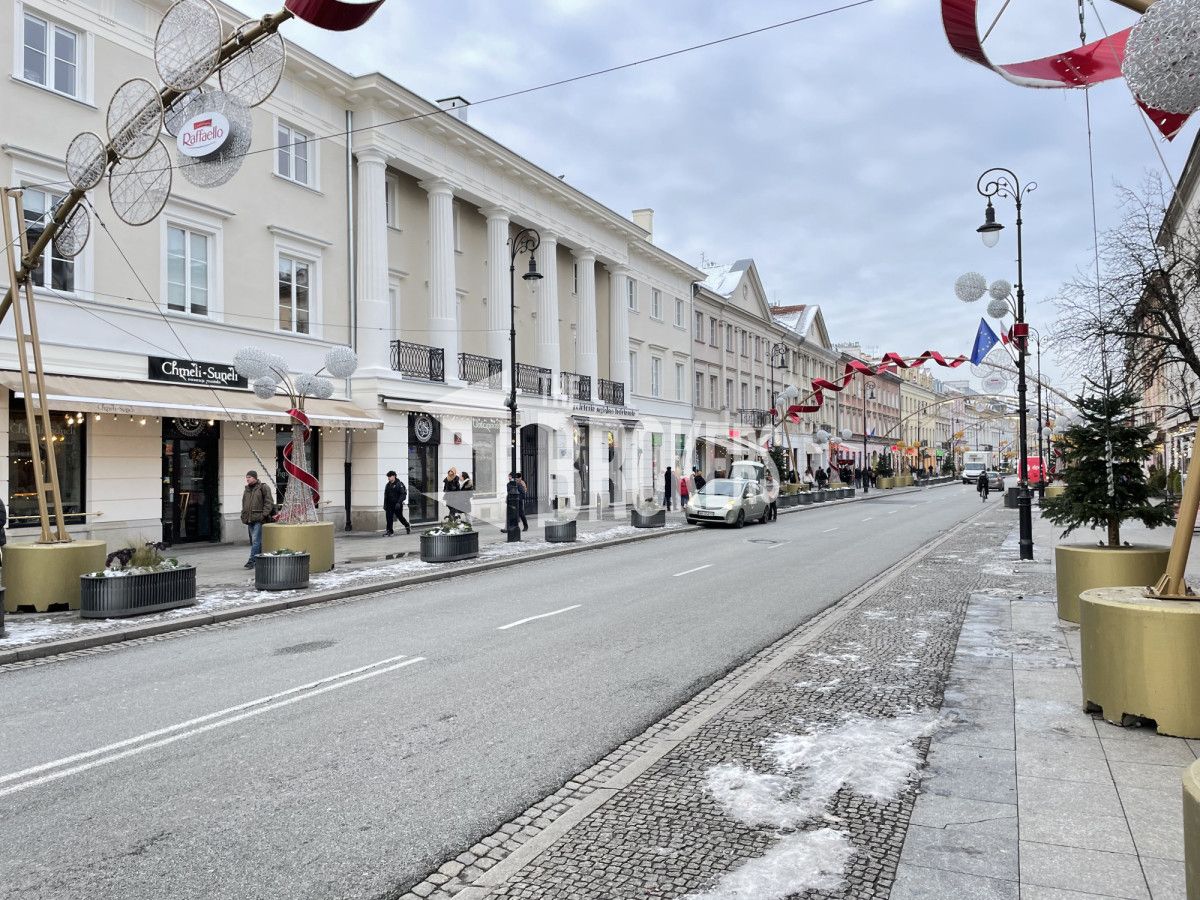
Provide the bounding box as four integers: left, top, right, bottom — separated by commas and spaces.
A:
962, 451, 988, 485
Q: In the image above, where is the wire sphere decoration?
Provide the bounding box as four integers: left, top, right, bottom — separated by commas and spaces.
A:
252, 376, 279, 400
154, 0, 223, 91
986, 297, 1011, 319
220, 27, 286, 107
988, 279, 1012, 302
840, 428, 854, 442
175, 90, 252, 188
324, 345, 358, 378
234, 346, 274, 380
955, 271, 988, 303
969, 362, 994, 379
52, 204, 90, 259
108, 139, 172, 226
312, 377, 335, 400
1123, 0, 1200, 115
293, 373, 319, 397
107, 79, 165, 160
982, 373, 1008, 394
813, 429, 831, 446
65, 132, 108, 191
163, 87, 206, 137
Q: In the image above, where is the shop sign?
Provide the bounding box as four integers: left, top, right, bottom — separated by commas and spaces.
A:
571, 401, 637, 418
148, 356, 247, 389
176, 111, 231, 158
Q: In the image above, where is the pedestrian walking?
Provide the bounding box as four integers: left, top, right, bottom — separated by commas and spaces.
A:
765, 471, 778, 521
691, 466, 706, 491
515, 472, 530, 531
459, 471, 475, 515
240, 470, 276, 568
679, 472, 690, 507
853, 466, 863, 489
0, 494, 8, 567
383, 470, 410, 535
663, 466, 674, 510
977, 470, 990, 502
443, 467, 461, 515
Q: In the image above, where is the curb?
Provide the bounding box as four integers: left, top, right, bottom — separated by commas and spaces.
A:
0, 481, 960, 667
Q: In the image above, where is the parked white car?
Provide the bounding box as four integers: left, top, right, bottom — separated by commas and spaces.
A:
685, 478, 769, 528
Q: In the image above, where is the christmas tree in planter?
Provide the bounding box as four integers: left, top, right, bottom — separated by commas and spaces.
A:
1041, 376, 1173, 547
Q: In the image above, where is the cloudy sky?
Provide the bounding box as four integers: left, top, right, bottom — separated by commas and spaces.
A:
245, 0, 1192, 392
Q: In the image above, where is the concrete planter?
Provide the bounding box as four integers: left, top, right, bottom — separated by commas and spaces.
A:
813, 490, 827, 503
1045, 484, 1067, 499
80, 566, 197, 619
255, 553, 310, 591
1055, 543, 1171, 623
798, 493, 812, 506
263, 522, 334, 573
0, 586, 5, 636
544, 521, 577, 543
1186, 761, 1200, 898
844, 488, 855, 498
419, 531, 480, 563
631, 509, 666, 528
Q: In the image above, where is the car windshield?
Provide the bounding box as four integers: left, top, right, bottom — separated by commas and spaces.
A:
698, 480, 739, 497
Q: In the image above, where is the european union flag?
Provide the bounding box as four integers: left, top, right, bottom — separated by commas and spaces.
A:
970, 318, 999, 365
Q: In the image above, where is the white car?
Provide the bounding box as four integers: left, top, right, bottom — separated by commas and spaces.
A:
685, 478, 769, 528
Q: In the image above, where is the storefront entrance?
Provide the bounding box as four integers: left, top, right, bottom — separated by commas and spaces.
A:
162, 419, 220, 545
408, 413, 440, 523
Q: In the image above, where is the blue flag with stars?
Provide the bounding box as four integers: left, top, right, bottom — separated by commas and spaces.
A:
970, 318, 999, 365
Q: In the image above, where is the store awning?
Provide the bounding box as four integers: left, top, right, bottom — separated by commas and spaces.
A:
0, 373, 383, 429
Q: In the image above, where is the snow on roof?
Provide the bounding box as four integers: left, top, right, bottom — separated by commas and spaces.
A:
700, 259, 752, 297
772, 303, 819, 339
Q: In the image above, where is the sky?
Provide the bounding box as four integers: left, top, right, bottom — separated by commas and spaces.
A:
240, 0, 1193, 395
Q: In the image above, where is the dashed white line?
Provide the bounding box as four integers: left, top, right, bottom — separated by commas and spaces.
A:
822, 527, 839, 533
673, 564, 713, 578
767, 541, 791, 551
497, 605, 582, 631
862, 517, 874, 522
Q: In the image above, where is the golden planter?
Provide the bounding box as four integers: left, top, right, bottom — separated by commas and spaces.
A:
1054, 544, 1170, 623
4, 541, 107, 612
262, 522, 334, 573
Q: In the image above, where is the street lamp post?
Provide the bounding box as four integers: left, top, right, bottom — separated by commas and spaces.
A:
862, 376, 875, 495
976, 167, 1036, 561
506, 227, 542, 543
1031, 329, 1046, 502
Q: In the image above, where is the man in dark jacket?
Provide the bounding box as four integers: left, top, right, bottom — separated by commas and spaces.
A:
241, 470, 276, 568
383, 470, 410, 535
691, 466, 706, 491
663, 467, 674, 511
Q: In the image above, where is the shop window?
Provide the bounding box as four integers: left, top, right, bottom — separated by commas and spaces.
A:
275, 424, 320, 504
472, 430, 497, 494
9, 405, 85, 526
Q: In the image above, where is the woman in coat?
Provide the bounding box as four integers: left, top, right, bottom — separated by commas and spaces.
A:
443, 468, 461, 514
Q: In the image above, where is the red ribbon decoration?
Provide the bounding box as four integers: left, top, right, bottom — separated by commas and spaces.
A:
285, 0, 386, 31
283, 407, 320, 505
779, 351, 968, 421
940, 0, 1188, 140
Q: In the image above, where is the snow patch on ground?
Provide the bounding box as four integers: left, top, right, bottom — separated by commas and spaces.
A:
683, 829, 852, 900
794, 676, 842, 694
704, 764, 818, 828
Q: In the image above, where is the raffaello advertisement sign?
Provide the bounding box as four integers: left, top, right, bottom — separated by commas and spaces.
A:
176, 112, 230, 158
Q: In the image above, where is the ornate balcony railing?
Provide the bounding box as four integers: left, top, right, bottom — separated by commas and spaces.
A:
737, 409, 772, 428
517, 363, 553, 397
598, 378, 625, 406
560, 371, 592, 402
459, 353, 503, 388
390, 340, 445, 382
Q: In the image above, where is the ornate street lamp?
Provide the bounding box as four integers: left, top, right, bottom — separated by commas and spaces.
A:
506, 227, 542, 543
862, 378, 875, 494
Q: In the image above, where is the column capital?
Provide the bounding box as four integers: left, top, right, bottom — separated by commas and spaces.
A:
606, 264, 631, 278
355, 147, 389, 167
572, 248, 597, 263
418, 177, 456, 197
480, 206, 510, 222
538, 231, 559, 246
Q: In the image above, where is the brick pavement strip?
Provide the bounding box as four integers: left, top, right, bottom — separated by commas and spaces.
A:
392, 507, 1009, 900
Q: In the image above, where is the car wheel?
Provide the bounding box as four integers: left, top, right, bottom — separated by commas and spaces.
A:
734, 510, 745, 529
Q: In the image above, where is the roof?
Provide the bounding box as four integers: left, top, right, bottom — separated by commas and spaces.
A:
771, 304, 819, 339
699, 259, 753, 298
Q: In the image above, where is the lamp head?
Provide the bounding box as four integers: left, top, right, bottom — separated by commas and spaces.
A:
977, 200, 1004, 248
523, 255, 543, 282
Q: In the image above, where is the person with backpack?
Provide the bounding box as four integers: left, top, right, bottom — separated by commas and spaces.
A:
976, 470, 990, 503
241, 470, 277, 568
384, 470, 411, 535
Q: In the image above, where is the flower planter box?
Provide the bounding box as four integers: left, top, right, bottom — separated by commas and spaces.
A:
844, 488, 855, 498
631, 509, 666, 528
813, 490, 827, 503
0, 586, 5, 636
798, 492, 813, 506
420, 531, 480, 563
544, 521, 577, 543
255, 553, 311, 591
80, 566, 197, 619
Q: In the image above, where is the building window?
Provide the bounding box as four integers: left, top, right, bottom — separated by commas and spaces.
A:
725, 378, 733, 408
695, 371, 704, 405
21, 187, 73, 292
627, 278, 637, 311
675, 362, 685, 400
166, 225, 210, 316
651, 356, 662, 398
740, 383, 749, 408
385, 173, 400, 228
21, 11, 80, 98
709, 317, 718, 346
278, 254, 311, 334
651, 289, 662, 320
9, 406, 85, 526
629, 351, 638, 393
726, 326, 734, 353
741, 331, 749, 357
710, 375, 718, 408
452, 201, 462, 252
572, 263, 578, 295
473, 430, 497, 495
694, 310, 704, 340
675, 297, 684, 327
754, 385, 762, 408
754, 337, 762, 362
276, 121, 313, 186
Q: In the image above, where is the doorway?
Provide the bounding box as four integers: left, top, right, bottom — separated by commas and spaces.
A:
162, 419, 220, 545
408, 413, 440, 523
520, 423, 541, 514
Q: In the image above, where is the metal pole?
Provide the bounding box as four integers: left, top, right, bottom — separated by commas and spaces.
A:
1036, 340, 1045, 502
507, 256, 520, 543
1014, 189, 1033, 559
862, 375, 869, 495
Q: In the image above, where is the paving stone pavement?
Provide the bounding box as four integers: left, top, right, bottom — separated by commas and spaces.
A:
394, 506, 1010, 900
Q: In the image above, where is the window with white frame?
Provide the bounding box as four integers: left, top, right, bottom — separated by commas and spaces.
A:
651, 356, 662, 398
740, 382, 749, 408
452, 202, 462, 252
754, 385, 762, 408
695, 371, 704, 405
674, 297, 684, 327
21, 186, 73, 292
741, 331, 749, 356
629, 350, 638, 393
166, 225, 210, 316
651, 289, 662, 320
627, 278, 637, 311
276, 121, 313, 187
709, 317, 717, 346
385, 173, 400, 228
710, 375, 718, 408
725, 325, 734, 353
694, 310, 703, 340
676, 363, 685, 400
278, 253, 312, 334
754, 337, 762, 361
572, 263, 578, 295
20, 10, 81, 99
725, 378, 733, 408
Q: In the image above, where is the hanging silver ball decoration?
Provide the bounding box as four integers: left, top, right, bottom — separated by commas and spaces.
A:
987, 297, 1011, 319
988, 279, 1012, 302
234, 346, 272, 380
312, 377, 335, 400
175, 89, 252, 189
955, 272, 988, 303
1123, 0, 1200, 115
813, 429, 831, 446
840, 428, 854, 442
324, 345, 358, 378
293, 373, 319, 397
252, 377, 278, 400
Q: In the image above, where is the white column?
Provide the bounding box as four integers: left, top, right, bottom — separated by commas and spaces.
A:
536, 233, 560, 390
355, 148, 390, 371
574, 250, 598, 387
608, 266, 630, 391
482, 207, 510, 389
420, 178, 459, 382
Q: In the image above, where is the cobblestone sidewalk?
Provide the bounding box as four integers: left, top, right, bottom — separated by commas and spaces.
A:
394, 506, 1008, 900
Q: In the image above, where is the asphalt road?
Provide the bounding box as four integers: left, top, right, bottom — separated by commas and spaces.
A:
0, 485, 989, 900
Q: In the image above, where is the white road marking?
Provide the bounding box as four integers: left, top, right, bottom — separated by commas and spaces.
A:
497, 605, 582, 631
0, 654, 426, 797
888, 510, 899, 515
673, 564, 713, 578
862, 517, 874, 522
766, 541, 790, 551
822, 527, 839, 533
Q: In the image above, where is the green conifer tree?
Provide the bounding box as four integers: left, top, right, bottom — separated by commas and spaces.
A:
1041, 375, 1173, 547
